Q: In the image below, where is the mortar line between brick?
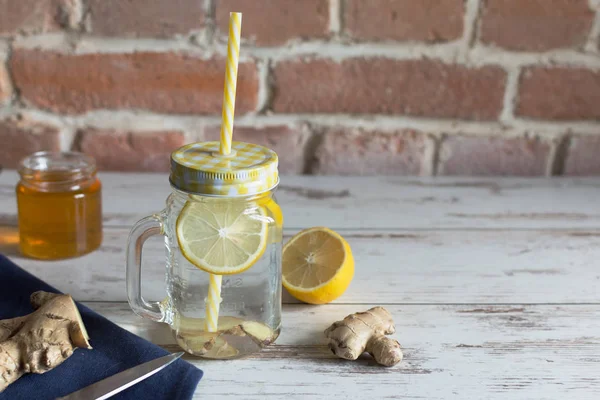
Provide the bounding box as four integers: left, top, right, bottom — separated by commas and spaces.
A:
422, 135, 438, 177
60, 127, 78, 152
461, 0, 481, 54
202, 0, 216, 47
0, 42, 7, 60
255, 59, 271, 113
8, 107, 74, 150
70, 0, 85, 32
547, 134, 571, 177
0, 107, 12, 120
183, 129, 199, 144
79, 0, 92, 32
329, 0, 342, 35
205, 0, 215, 20
430, 135, 443, 176
545, 143, 557, 177
584, 3, 600, 53
0, 39, 8, 54
302, 125, 324, 175
1, 39, 15, 108
499, 66, 521, 124
11, 109, 600, 137
13, 34, 600, 69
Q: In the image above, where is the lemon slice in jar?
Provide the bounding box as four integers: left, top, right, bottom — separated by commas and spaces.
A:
282, 227, 354, 304
264, 198, 283, 229
176, 200, 269, 275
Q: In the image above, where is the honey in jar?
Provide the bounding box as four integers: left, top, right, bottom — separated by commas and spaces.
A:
16, 151, 102, 259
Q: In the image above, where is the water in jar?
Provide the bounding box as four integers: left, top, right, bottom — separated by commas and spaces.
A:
164, 192, 282, 359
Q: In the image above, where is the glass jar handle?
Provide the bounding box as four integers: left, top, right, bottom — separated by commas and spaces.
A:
126, 214, 166, 322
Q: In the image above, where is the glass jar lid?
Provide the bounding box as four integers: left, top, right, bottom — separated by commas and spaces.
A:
169, 141, 279, 196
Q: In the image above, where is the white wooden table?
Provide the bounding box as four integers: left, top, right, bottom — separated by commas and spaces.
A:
1, 171, 599, 399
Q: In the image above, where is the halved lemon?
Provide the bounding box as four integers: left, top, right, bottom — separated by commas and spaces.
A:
282, 227, 354, 304
176, 200, 269, 275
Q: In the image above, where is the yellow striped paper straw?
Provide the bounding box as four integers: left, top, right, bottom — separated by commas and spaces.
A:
219, 12, 242, 156
205, 12, 242, 333
205, 274, 223, 332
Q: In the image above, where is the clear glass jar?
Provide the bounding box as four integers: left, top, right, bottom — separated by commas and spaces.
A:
127, 141, 283, 359
16, 151, 102, 259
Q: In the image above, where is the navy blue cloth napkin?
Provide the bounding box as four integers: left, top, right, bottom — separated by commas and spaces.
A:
0, 254, 203, 400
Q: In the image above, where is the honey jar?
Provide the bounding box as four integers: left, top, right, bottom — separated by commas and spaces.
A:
16, 151, 102, 259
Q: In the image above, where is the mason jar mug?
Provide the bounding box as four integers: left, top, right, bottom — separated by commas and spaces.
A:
126, 142, 283, 359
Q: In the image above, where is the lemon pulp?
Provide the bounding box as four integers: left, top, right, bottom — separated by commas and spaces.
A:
176, 200, 269, 275
282, 227, 354, 304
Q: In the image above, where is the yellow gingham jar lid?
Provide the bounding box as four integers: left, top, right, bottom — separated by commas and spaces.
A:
169, 141, 279, 196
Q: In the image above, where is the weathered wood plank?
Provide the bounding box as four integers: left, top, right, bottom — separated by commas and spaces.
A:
2, 169, 598, 399
2, 171, 600, 230
5, 226, 599, 304
84, 302, 600, 400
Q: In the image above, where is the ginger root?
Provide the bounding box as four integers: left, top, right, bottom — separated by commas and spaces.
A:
0, 291, 91, 392
175, 316, 276, 358
324, 306, 403, 367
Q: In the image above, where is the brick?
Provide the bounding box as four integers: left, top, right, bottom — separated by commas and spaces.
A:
215, 0, 329, 46
344, 0, 463, 42
0, 117, 61, 168
517, 67, 600, 121
0, 63, 11, 104
77, 129, 185, 172
480, 0, 594, 51
564, 135, 600, 176
272, 58, 506, 120
86, 0, 205, 38
204, 125, 309, 174
438, 135, 550, 176
314, 128, 432, 175
11, 50, 258, 115
0, 0, 76, 35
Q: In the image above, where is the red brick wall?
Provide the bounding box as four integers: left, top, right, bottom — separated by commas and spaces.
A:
1, 0, 599, 176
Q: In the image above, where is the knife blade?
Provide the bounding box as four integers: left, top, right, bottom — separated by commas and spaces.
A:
56, 352, 184, 400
